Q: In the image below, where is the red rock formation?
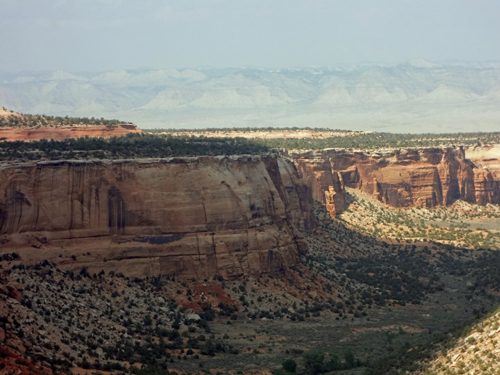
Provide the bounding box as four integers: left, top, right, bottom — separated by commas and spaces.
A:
467, 145, 500, 205
0, 124, 142, 141
288, 146, 500, 212
472, 167, 500, 205
0, 155, 315, 278
290, 151, 347, 216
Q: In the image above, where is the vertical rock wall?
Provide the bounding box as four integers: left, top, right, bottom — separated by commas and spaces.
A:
0, 155, 315, 278
291, 152, 347, 216
287, 146, 500, 214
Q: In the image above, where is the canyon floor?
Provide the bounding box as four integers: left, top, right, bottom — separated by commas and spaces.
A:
339, 188, 500, 251
2, 198, 500, 375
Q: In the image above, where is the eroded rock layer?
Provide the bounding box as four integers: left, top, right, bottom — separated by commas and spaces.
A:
292, 155, 347, 217
288, 146, 500, 211
0, 155, 315, 278
0, 124, 142, 141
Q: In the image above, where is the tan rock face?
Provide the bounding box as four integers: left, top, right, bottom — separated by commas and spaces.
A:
467, 145, 500, 205
288, 146, 500, 211
0, 155, 315, 278
472, 167, 500, 205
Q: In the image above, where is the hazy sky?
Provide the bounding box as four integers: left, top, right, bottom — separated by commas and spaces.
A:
1, 0, 499, 72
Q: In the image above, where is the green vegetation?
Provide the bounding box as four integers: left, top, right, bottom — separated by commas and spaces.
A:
147, 127, 500, 150
5, 208, 500, 374
3, 129, 500, 162
365, 304, 500, 375
2, 109, 500, 154
341, 189, 500, 250
299, 349, 362, 374
282, 358, 297, 373
302, 203, 500, 375
0, 133, 271, 160
252, 131, 500, 150
8, 260, 241, 375
331, 249, 442, 306
2, 110, 500, 162
0, 110, 128, 128
145, 126, 354, 133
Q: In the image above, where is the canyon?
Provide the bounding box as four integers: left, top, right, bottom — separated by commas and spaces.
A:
1, 136, 500, 374
1, 144, 499, 280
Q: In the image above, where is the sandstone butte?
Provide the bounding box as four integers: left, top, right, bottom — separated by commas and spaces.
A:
0, 155, 316, 279
0, 107, 142, 141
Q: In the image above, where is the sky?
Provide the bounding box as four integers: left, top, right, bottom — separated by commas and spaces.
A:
1, 0, 500, 72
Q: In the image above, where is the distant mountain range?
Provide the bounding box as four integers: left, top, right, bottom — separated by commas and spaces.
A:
1, 59, 500, 132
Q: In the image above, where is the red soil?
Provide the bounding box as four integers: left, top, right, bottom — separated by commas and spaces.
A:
0, 345, 52, 375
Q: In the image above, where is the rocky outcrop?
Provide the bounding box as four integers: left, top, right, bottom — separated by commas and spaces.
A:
472, 167, 500, 205
0, 124, 142, 142
466, 145, 500, 205
0, 155, 315, 278
287, 146, 500, 211
291, 153, 347, 216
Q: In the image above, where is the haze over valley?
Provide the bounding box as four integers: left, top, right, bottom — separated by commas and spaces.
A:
2, 59, 500, 132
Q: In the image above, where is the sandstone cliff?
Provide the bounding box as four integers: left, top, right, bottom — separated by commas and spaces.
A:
0, 155, 315, 278
287, 146, 500, 211
291, 153, 347, 216
466, 145, 500, 205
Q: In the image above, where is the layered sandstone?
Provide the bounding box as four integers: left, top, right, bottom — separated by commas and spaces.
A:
0, 155, 315, 278
466, 145, 500, 205
0, 124, 142, 142
0, 107, 142, 141
287, 146, 500, 211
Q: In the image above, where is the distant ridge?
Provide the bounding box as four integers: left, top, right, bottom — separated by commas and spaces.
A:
401, 58, 441, 68
1, 60, 500, 132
